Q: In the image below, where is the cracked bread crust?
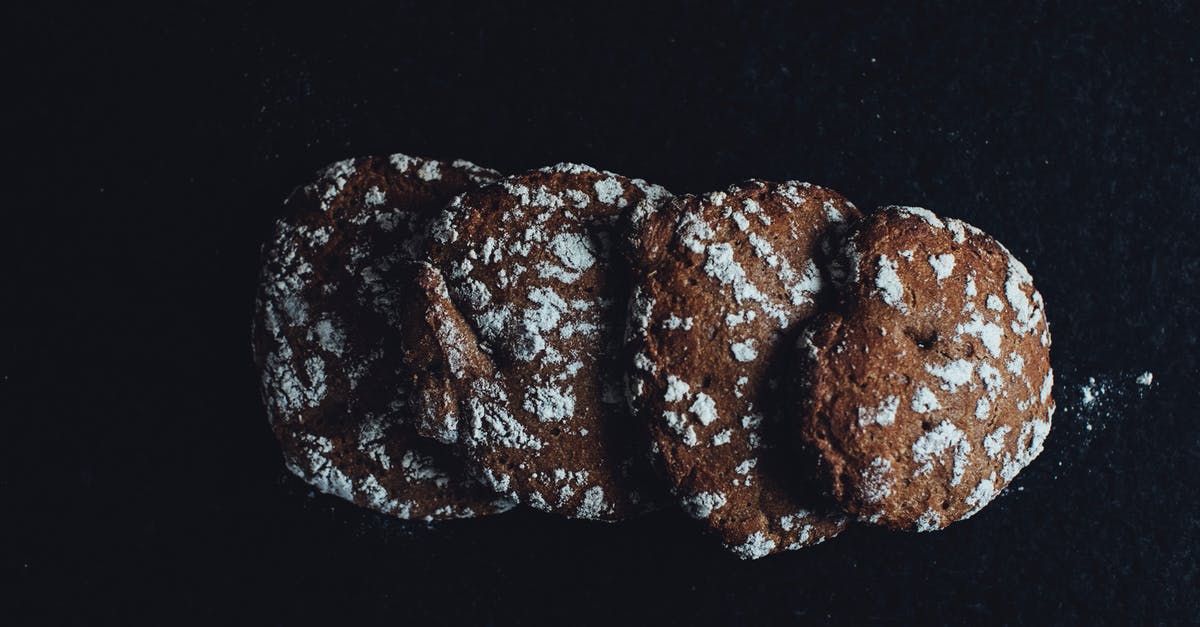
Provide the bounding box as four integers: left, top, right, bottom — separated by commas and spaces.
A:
409, 163, 672, 521
625, 180, 859, 558
252, 154, 514, 520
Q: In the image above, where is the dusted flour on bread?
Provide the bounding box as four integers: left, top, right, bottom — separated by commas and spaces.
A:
625, 180, 859, 558
797, 206, 1054, 531
408, 163, 672, 521
252, 154, 514, 520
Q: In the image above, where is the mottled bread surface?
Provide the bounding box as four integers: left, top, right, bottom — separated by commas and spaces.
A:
626, 180, 859, 558
252, 154, 514, 520
411, 163, 672, 521
797, 206, 1054, 531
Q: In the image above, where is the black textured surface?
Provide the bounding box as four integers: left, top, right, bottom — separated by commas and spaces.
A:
8, 2, 1198, 624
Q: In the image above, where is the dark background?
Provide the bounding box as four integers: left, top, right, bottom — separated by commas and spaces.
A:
7, 2, 1199, 624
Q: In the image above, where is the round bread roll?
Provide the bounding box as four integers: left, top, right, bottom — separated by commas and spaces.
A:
796, 206, 1054, 531
252, 154, 514, 520
626, 180, 859, 558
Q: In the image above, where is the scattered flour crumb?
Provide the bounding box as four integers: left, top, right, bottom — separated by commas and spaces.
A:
925, 359, 973, 392
663, 314, 694, 330
915, 509, 942, 532
875, 254, 905, 310
1081, 377, 1102, 406
911, 386, 941, 413
664, 375, 691, 403
690, 393, 719, 426
682, 492, 727, 518
417, 160, 441, 181
928, 254, 955, 281
732, 531, 776, 559
859, 457, 894, 503
575, 486, 607, 519
731, 339, 758, 362
857, 396, 899, 427
363, 186, 386, 206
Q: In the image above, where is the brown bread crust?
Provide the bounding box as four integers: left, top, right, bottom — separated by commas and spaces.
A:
797, 206, 1054, 531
